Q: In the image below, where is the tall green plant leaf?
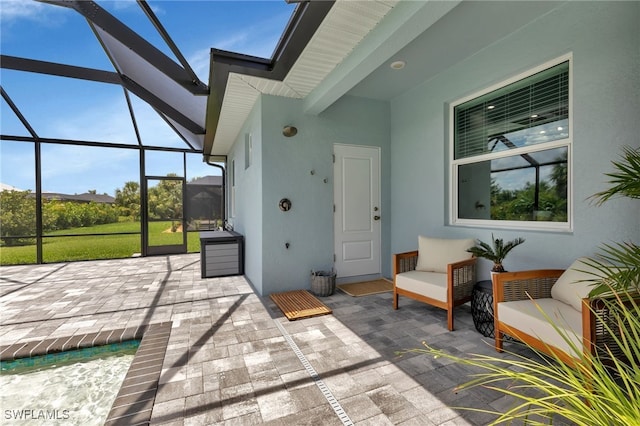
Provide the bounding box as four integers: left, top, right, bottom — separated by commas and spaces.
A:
590, 146, 640, 205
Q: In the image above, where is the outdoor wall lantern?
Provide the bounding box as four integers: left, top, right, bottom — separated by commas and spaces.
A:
282, 125, 298, 137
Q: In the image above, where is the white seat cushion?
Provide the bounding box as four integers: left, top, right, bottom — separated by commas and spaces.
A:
395, 270, 448, 302
498, 298, 583, 358
415, 236, 474, 273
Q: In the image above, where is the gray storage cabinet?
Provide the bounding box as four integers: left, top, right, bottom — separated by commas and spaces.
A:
200, 231, 244, 278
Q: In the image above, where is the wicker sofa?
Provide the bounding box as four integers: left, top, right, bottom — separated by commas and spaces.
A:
393, 237, 476, 331
493, 258, 635, 366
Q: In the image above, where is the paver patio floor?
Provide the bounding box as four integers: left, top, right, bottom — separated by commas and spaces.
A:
1, 254, 552, 425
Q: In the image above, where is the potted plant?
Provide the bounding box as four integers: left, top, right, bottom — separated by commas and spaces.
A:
466, 234, 525, 273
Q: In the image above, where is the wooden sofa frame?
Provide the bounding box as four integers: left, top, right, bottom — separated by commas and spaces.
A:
393, 250, 476, 331
493, 269, 636, 367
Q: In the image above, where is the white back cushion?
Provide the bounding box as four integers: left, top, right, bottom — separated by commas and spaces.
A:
551, 258, 600, 312
416, 236, 475, 273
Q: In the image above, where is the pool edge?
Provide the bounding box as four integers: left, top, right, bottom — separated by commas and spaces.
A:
0, 322, 172, 426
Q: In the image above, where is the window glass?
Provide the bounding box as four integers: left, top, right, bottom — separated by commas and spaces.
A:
458, 147, 568, 222
452, 57, 571, 230
455, 61, 569, 160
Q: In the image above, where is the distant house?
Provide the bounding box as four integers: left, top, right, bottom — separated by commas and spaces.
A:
40, 192, 116, 204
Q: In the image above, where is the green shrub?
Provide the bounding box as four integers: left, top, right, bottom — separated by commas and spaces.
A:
0, 190, 36, 246
43, 200, 119, 231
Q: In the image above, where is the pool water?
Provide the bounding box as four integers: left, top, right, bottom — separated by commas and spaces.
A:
0, 341, 139, 426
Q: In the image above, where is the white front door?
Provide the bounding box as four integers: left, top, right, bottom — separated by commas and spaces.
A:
334, 144, 381, 278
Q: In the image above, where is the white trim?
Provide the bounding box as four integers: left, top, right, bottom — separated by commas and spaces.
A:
449, 53, 574, 232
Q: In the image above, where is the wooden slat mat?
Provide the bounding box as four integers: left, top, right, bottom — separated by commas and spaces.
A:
270, 290, 332, 320
337, 279, 393, 297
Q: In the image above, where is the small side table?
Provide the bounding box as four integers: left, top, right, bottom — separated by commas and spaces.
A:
471, 280, 495, 337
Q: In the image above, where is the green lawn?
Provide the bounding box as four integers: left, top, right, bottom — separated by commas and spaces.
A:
1, 221, 201, 265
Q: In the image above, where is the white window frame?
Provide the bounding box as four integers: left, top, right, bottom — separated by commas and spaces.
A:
230, 159, 236, 218
449, 53, 573, 232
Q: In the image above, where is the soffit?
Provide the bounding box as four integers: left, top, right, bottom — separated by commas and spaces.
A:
210, 0, 399, 156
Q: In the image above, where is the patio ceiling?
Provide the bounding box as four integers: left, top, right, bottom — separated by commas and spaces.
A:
205, 0, 569, 158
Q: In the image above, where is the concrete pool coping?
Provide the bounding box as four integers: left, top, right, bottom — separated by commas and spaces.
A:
0, 321, 172, 426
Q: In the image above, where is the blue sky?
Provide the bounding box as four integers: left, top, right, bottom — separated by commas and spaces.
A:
1, 0, 294, 195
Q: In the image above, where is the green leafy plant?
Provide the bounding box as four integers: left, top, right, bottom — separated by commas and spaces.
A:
584, 146, 640, 296
590, 146, 640, 205
467, 234, 525, 272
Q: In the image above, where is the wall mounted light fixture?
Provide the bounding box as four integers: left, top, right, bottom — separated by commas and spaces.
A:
282, 125, 298, 137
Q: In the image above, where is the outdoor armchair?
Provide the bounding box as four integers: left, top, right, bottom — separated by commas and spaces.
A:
393, 236, 476, 331
492, 259, 638, 367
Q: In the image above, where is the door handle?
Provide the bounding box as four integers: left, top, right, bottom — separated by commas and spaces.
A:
373, 215, 381, 221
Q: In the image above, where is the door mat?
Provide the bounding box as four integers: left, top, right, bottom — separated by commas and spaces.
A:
270, 290, 332, 321
337, 279, 393, 297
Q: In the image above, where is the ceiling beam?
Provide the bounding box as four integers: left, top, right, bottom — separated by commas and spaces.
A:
38, 0, 208, 95
1, 55, 121, 84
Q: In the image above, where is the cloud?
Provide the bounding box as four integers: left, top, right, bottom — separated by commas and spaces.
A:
0, 0, 68, 28
0, 0, 47, 22
187, 13, 289, 83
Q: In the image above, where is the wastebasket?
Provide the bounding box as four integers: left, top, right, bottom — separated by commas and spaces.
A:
471, 280, 494, 337
310, 270, 336, 297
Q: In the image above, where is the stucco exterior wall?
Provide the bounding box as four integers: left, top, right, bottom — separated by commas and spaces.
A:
390, 1, 640, 280
227, 100, 264, 294
229, 95, 391, 295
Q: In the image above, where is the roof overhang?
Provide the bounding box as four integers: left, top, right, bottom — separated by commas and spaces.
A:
204, 0, 464, 158
204, 0, 335, 157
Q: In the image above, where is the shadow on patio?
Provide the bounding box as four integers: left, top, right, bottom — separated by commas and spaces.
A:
0, 254, 562, 425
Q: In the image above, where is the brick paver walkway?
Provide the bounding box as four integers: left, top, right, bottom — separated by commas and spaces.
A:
1, 254, 542, 425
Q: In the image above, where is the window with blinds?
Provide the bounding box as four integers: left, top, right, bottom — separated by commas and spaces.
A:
454, 61, 569, 160
450, 56, 571, 231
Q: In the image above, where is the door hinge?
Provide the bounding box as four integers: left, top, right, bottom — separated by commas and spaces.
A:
333, 204, 335, 213
332, 154, 335, 163
333, 254, 336, 262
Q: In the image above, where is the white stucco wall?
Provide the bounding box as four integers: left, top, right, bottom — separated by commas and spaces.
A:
226, 100, 264, 294
229, 94, 391, 295
390, 1, 640, 280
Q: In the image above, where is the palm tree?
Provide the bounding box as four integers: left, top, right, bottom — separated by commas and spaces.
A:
467, 234, 525, 272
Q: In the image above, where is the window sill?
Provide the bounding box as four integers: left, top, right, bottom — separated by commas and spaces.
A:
450, 218, 573, 233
